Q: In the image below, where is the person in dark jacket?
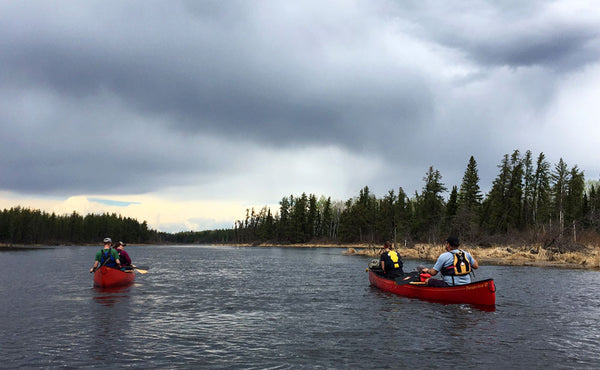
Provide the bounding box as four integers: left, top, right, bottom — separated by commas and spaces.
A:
379, 241, 404, 278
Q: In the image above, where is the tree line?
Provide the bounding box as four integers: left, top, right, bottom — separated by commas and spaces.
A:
177, 149, 600, 249
3, 149, 599, 249
0, 207, 163, 245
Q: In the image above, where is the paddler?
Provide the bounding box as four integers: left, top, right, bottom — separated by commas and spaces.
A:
379, 241, 404, 278
89, 237, 121, 273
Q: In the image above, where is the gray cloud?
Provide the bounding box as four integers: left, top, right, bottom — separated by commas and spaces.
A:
1, 0, 600, 201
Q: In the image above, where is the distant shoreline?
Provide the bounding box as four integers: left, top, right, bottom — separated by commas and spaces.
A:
3, 242, 599, 269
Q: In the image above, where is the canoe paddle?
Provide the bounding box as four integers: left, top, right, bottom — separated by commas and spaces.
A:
131, 264, 149, 274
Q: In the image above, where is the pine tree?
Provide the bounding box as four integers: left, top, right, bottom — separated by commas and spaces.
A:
457, 156, 483, 211
565, 165, 585, 237
415, 166, 447, 242
380, 190, 397, 243
551, 158, 569, 236
455, 156, 482, 240
506, 150, 524, 230
482, 154, 512, 233
445, 185, 459, 233
395, 187, 411, 244
533, 152, 552, 230
522, 150, 535, 227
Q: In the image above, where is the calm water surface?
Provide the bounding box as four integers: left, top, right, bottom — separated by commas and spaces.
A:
1, 245, 599, 368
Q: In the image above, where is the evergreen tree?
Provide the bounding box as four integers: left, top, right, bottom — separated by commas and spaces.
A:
506, 150, 524, 230
565, 165, 585, 236
307, 194, 318, 240
445, 185, 459, 233
456, 156, 482, 240
522, 150, 535, 227
482, 154, 512, 233
457, 156, 483, 211
380, 190, 397, 243
551, 158, 569, 236
319, 196, 333, 239
278, 196, 292, 242
414, 166, 447, 242
533, 152, 552, 230
394, 187, 411, 244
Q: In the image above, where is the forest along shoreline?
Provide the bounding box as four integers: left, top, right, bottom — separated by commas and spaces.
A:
221, 242, 600, 270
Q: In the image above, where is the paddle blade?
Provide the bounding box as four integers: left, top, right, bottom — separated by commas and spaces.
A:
135, 268, 148, 274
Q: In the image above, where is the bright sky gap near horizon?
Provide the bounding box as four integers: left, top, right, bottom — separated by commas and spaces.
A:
2, 1, 600, 233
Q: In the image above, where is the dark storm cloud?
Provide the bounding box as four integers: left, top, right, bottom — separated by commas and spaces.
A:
1, 1, 599, 198
2, 1, 434, 148
394, 1, 600, 71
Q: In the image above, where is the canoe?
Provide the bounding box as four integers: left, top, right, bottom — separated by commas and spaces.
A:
368, 270, 495, 306
93, 266, 135, 287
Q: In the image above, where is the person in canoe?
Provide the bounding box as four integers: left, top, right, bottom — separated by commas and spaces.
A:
89, 237, 121, 273
421, 236, 478, 286
379, 241, 404, 278
114, 241, 133, 271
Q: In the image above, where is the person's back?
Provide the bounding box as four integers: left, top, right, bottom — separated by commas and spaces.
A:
90, 238, 121, 273
436, 249, 475, 285
422, 236, 479, 287
97, 248, 119, 268
379, 242, 404, 278
114, 241, 132, 269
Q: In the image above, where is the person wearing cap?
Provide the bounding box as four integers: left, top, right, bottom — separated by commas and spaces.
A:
114, 241, 133, 270
421, 236, 479, 286
89, 237, 121, 273
379, 241, 404, 278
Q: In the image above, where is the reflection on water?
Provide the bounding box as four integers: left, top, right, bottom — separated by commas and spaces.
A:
1, 245, 599, 368
92, 285, 132, 306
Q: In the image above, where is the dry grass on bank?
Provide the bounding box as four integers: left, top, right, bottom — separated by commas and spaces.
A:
344, 243, 600, 270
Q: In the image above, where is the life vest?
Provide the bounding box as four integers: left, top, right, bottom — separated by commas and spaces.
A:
442, 250, 471, 276
390, 250, 401, 268
100, 249, 117, 267
386, 250, 402, 270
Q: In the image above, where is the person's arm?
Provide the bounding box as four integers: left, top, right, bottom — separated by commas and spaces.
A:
123, 252, 131, 266
423, 254, 446, 276
423, 267, 439, 276
470, 254, 479, 269
112, 250, 121, 267
380, 260, 385, 272
90, 261, 99, 273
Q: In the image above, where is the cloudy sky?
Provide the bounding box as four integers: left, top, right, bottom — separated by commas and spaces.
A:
1, 1, 600, 233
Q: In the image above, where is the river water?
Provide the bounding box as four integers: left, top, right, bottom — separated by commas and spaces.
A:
0, 245, 599, 368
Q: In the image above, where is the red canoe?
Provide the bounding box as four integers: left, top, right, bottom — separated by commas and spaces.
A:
368, 270, 496, 306
93, 266, 135, 287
